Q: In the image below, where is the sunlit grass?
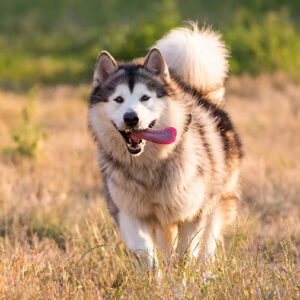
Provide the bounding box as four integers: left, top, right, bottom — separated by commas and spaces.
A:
0, 75, 299, 298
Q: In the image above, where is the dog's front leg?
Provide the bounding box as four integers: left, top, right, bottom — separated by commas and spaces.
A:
155, 224, 178, 260
118, 212, 156, 269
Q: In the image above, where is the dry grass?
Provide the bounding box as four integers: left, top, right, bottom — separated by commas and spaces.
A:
0, 75, 299, 299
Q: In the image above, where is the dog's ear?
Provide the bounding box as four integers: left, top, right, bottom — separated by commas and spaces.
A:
144, 48, 169, 81
93, 51, 118, 87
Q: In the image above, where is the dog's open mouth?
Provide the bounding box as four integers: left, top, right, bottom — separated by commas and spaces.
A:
118, 120, 177, 155
120, 130, 145, 154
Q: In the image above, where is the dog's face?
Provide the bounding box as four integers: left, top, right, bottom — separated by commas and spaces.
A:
89, 49, 174, 156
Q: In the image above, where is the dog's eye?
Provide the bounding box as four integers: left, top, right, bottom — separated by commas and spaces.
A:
114, 96, 124, 103
140, 95, 150, 102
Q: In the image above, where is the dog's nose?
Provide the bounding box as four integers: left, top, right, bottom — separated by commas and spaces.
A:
123, 111, 139, 127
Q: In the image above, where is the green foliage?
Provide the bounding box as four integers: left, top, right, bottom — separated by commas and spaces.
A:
4, 86, 46, 157
225, 9, 300, 77
0, 0, 300, 89
111, 0, 180, 61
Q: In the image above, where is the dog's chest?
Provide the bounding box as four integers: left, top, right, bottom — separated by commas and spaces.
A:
106, 160, 205, 224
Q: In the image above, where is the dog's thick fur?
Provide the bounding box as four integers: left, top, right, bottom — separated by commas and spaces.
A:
89, 23, 242, 268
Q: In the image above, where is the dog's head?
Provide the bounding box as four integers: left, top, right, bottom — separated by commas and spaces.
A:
89, 49, 183, 158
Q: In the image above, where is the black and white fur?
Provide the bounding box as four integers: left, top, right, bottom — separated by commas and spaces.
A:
89, 23, 242, 269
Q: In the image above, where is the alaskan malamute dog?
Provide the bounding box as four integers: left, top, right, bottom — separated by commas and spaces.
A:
89, 23, 242, 269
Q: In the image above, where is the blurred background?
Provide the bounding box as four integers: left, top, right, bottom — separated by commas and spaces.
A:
0, 1, 299, 298
1, 0, 300, 90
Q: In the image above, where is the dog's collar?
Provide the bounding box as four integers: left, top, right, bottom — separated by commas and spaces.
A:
183, 114, 192, 134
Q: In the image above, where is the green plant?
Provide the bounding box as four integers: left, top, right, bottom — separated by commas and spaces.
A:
5, 86, 46, 157
224, 9, 300, 77
1, 0, 300, 89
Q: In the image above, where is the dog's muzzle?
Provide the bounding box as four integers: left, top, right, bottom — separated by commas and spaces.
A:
116, 120, 156, 155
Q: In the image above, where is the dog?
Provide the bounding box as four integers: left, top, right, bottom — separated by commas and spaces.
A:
89, 23, 242, 269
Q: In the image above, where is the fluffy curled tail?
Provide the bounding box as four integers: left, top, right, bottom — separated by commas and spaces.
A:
154, 22, 229, 104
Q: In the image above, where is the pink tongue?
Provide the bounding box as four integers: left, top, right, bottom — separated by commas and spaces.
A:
131, 127, 177, 144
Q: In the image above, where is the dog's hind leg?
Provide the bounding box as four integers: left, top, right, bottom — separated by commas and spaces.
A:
199, 206, 223, 261
177, 207, 223, 263
177, 215, 205, 262
118, 212, 156, 269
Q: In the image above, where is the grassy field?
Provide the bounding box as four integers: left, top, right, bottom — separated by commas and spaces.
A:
0, 75, 299, 299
